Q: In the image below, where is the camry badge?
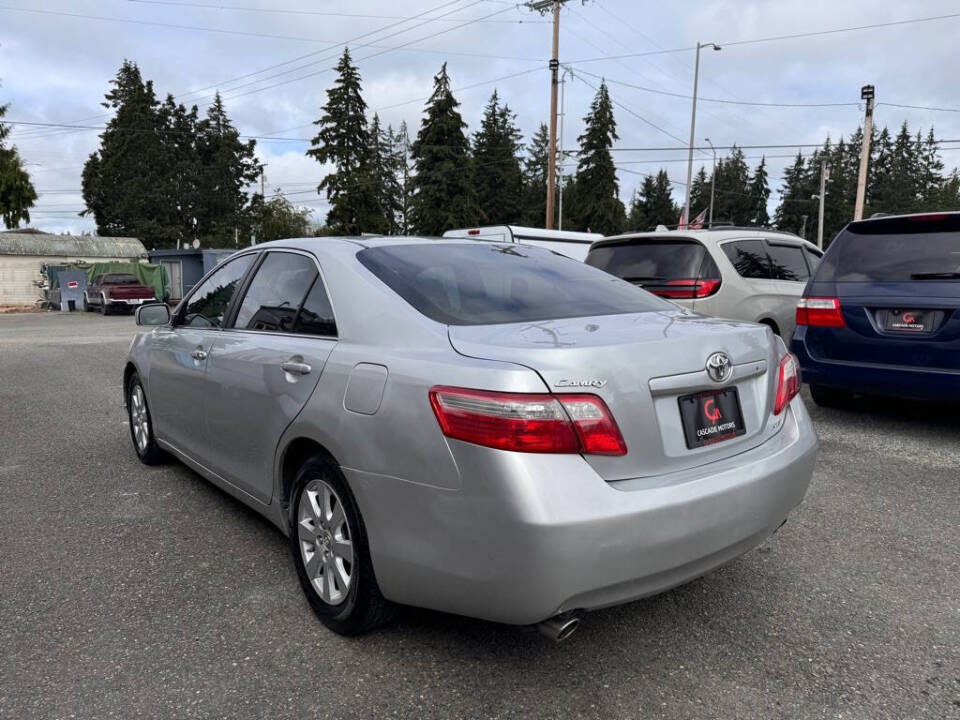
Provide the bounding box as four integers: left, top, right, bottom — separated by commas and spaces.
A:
555, 379, 607, 389
705, 352, 732, 383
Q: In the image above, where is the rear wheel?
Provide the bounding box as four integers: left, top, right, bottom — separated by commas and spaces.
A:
289, 456, 394, 635
809, 384, 854, 408
100, 295, 110, 316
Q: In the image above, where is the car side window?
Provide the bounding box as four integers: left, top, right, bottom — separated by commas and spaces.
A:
766, 243, 810, 281
181, 254, 255, 328
233, 252, 318, 333
293, 275, 337, 337
721, 240, 771, 279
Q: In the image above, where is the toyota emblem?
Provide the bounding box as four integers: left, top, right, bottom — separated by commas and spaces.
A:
705, 352, 732, 383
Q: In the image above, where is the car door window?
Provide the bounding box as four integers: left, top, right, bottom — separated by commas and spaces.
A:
721, 240, 772, 279
233, 252, 318, 333
766, 243, 810, 281
181, 254, 255, 328
293, 275, 337, 337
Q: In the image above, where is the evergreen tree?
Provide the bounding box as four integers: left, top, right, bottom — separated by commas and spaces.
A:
472, 91, 523, 225
774, 153, 815, 238
367, 114, 402, 234
521, 123, 553, 227
626, 183, 649, 230
194, 92, 261, 246
917, 128, 945, 210
409, 63, 479, 234
0, 100, 37, 229
158, 95, 200, 247
646, 170, 679, 226
747, 157, 770, 226
712, 146, 751, 224
568, 81, 624, 234
688, 166, 710, 221
306, 48, 378, 234
82, 60, 172, 244
394, 121, 412, 234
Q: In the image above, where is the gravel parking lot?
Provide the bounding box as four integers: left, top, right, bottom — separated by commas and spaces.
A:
1, 312, 957, 720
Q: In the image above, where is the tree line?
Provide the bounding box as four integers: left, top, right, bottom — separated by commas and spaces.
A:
0, 92, 38, 229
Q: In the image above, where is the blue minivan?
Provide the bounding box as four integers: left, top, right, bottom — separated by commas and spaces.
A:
792, 212, 960, 406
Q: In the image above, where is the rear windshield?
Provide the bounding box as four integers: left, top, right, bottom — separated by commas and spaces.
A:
103, 274, 140, 284
357, 243, 668, 326
816, 215, 960, 282
585, 239, 706, 281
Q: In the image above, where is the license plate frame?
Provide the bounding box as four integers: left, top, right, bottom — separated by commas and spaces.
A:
881, 309, 934, 333
678, 388, 746, 450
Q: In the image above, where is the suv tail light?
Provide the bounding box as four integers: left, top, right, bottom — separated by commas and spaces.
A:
796, 297, 845, 327
429, 386, 627, 456
774, 353, 800, 415
651, 278, 721, 299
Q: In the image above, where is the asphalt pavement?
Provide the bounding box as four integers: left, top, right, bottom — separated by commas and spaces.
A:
0, 312, 957, 719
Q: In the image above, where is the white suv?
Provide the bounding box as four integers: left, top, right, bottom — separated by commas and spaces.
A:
585, 227, 823, 339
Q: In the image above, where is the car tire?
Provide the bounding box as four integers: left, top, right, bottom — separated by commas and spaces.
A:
100, 295, 110, 316
289, 456, 395, 636
126, 373, 167, 465
809, 384, 853, 408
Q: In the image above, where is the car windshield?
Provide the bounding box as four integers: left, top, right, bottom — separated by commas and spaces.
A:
585, 239, 706, 281
816, 215, 960, 282
105, 274, 140, 284
357, 243, 668, 326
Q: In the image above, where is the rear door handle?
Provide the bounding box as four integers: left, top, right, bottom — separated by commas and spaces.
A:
281, 360, 312, 376
191, 349, 208, 361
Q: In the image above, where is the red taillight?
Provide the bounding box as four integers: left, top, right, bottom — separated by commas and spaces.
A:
796, 297, 845, 327
428, 386, 627, 456
774, 353, 800, 415
652, 278, 721, 299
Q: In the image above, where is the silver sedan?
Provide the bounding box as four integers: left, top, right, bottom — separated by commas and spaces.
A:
125, 237, 817, 639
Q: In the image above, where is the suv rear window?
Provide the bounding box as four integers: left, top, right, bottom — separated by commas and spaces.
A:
815, 215, 960, 282
585, 239, 706, 281
357, 243, 667, 326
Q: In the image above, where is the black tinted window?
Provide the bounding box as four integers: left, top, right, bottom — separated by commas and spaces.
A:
585, 239, 706, 281
816, 220, 960, 282
722, 240, 771, 279
804, 247, 822, 273
358, 243, 668, 326
234, 252, 317, 332
182, 255, 254, 328
104, 274, 139, 284
294, 277, 337, 337
766, 243, 809, 281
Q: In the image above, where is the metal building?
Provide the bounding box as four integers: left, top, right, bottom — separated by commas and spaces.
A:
146, 248, 235, 304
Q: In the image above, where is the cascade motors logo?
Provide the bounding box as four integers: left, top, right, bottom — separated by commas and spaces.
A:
703, 397, 722, 424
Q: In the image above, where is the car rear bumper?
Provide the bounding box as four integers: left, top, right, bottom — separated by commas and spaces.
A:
109, 297, 153, 306
792, 331, 960, 400
346, 398, 818, 626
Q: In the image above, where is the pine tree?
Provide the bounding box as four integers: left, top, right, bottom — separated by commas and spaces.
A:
917, 128, 945, 210
367, 115, 403, 235
747, 157, 770, 226
409, 63, 479, 234
158, 96, 200, 247
472, 91, 523, 225
521, 123, 553, 227
646, 170, 679, 226
712, 146, 751, 224
82, 60, 172, 244
568, 81, 625, 234
774, 153, 814, 237
306, 48, 378, 234
0, 100, 37, 229
626, 182, 650, 230
194, 92, 261, 246
688, 166, 710, 220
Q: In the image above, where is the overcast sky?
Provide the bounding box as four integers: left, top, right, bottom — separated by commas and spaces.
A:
3, 0, 960, 236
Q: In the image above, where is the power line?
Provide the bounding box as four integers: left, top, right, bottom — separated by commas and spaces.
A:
569, 11, 960, 64
878, 102, 960, 114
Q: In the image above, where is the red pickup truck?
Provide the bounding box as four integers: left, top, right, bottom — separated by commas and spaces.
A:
84, 273, 157, 315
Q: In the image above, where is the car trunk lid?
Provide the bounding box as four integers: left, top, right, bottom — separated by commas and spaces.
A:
448, 309, 782, 481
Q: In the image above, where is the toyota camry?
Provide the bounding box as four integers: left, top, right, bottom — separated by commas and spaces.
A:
125, 237, 817, 639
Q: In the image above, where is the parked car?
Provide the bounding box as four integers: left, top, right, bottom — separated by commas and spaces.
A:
442, 225, 601, 260
585, 228, 823, 339
85, 273, 157, 315
793, 211, 960, 406
125, 238, 817, 638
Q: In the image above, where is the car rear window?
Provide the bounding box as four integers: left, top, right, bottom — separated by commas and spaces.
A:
104, 274, 140, 284
815, 215, 960, 282
585, 239, 706, 281
357, 243, 668, 326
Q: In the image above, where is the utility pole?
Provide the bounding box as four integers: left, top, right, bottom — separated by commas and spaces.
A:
528, 0, 568, 229
683, 41, 721, 227
260, 165, 266, 197
705, 137, 717, 228
814, 162, 830, 248
854, 84, 875, 221
557, 67, 571, 230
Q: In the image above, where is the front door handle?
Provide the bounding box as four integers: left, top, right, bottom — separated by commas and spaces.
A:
281, 360, 312, 376
191, 349, 208, 361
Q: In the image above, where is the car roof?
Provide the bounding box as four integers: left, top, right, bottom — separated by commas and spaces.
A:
591, 226, 815, 250
237, 235, 522, 258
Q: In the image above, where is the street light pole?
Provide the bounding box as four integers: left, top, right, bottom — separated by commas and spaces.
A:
557, 66, 572, 231
684, 42, 720, 227
815, 162, 830, 248
705, 137, 717, 228
853, 84, 875, 221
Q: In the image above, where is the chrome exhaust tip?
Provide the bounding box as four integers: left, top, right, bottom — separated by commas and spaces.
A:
536, 613, 581, 642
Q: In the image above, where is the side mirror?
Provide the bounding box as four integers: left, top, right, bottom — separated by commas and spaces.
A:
135, 303, 171, 327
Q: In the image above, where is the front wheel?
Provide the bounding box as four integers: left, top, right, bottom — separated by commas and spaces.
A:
289, 457, 395, 635
127, 373, 167, 465
809, 384, 854, 408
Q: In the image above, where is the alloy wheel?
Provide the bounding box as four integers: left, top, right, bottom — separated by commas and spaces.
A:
297, 479, 354, 606
130, 384, 150, 453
